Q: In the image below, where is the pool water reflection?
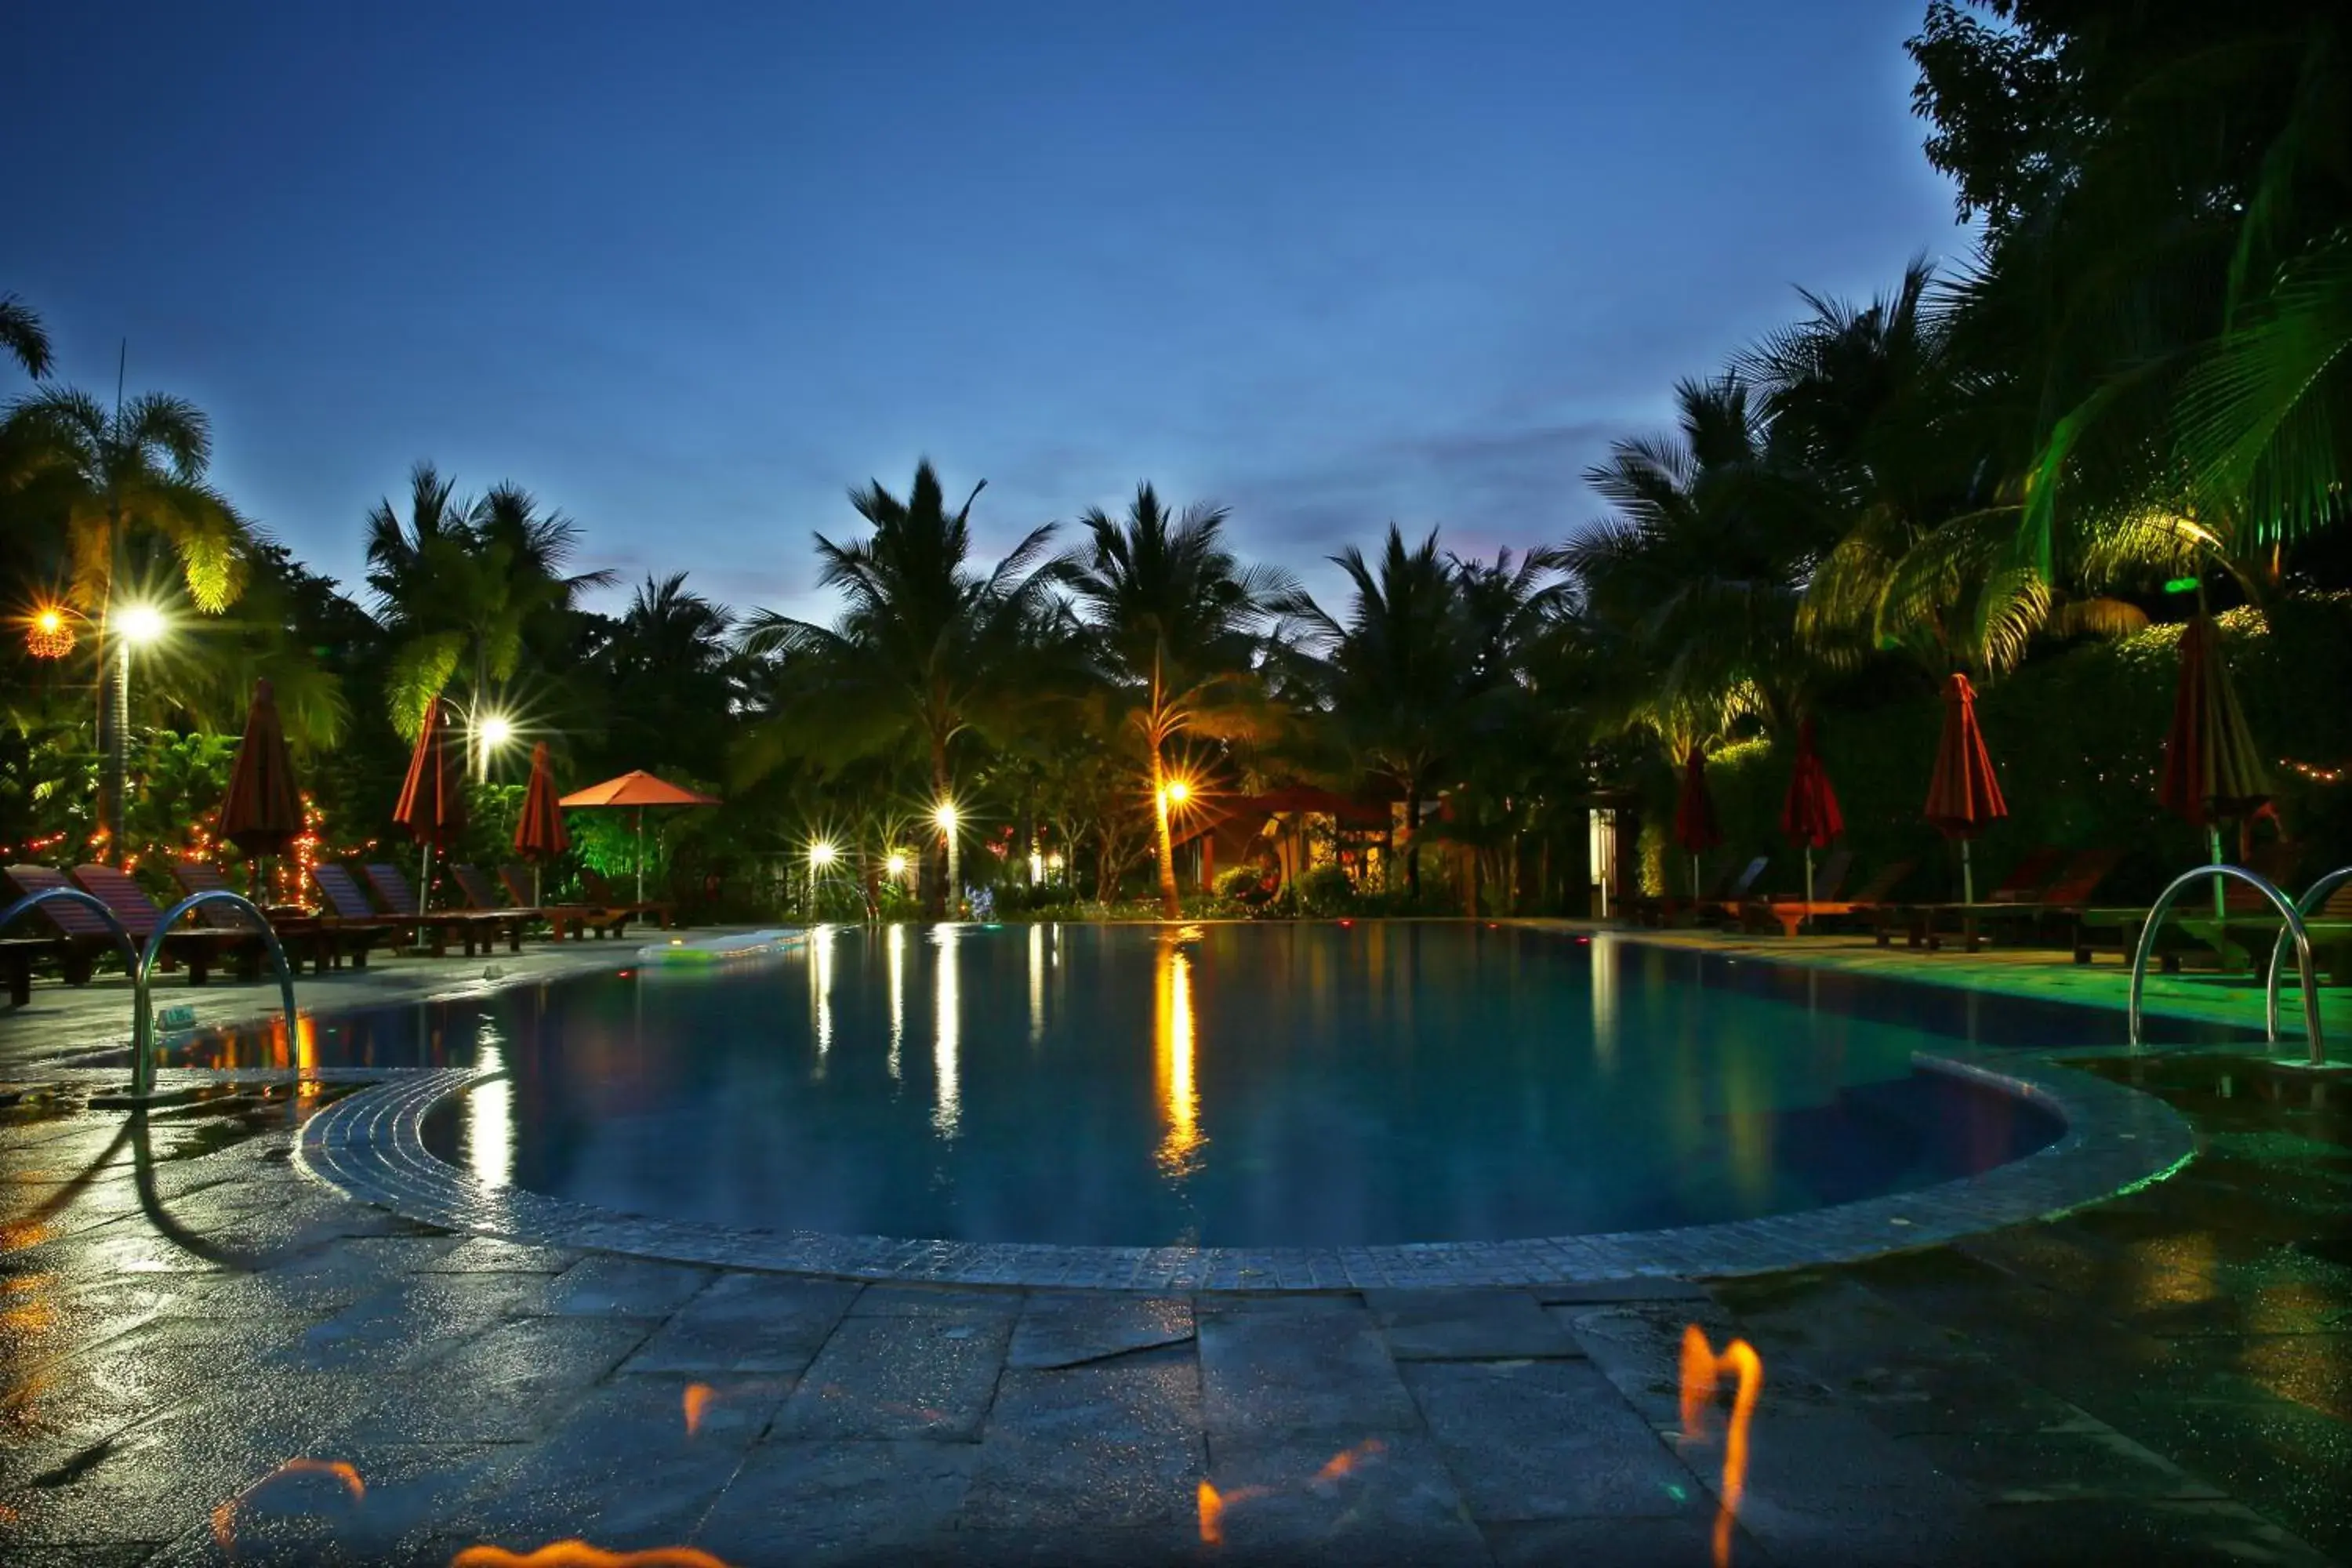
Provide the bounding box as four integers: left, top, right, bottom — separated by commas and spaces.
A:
160, 925, 2120, 1247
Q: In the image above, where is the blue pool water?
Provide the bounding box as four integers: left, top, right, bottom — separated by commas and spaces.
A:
150, 923, 2179, 1247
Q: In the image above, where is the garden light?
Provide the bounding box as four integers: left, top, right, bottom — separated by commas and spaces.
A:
1163, 779, 1190, 804
808, 840, 838, 866
114, 602, 167, 647
27, 604, 74, 659
476, 713, 516, 751
885, 851, 909, 877
934, 800, 959, 832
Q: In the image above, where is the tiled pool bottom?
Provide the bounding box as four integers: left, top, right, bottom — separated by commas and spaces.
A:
292, 1047, 2195, 1290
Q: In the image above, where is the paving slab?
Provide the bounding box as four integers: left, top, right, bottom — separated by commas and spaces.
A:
620, 1272, 858, 1375
539, 1254, 717, 1316
328, 1314, 652, 1445
1484, 1514, 1741, 1568
1008, 1292, 1194, 1370
146, 1443, 519, 1567
1400, 1359, 1704, 1523
267, 1272, 557, 1373
1198, 1302, 1420, 1436
1201, 1430, 1488, 1566
691, 1439, 978, 1564
1363, 1289, 1581, 1361
960, 1355, 1203, 1531
774, 1312, 1012, 1441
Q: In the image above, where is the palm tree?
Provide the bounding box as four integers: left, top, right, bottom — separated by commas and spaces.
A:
365, 463, 614, 763
1283, 525, 1466, 903
1061, 484, 1296, 916
1562, 375, 1824, 737
737, 459, 1066, 916
0, 384, 249, 854
593, 572, 739, 781
2, 294, 50, 380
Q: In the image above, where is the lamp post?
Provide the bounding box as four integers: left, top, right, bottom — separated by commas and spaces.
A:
473, 711, 516, 782
102, 603, 167, 863
934, 800, 960, 917
808, 838, 837, 917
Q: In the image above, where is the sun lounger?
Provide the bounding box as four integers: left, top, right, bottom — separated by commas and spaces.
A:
1896, 848, 2125, 955
1670, 855, 1769, 929
50, 863, 264, 984
362, 863, 527, 956
313, 865, 500, 958
495, 864, 632, 941
172, 862, 394, 973
2074, 844, 2303, 969
1874, 844, 2064, 948
1, 935, 66, 1007
1741, 859, 1916, 938
2175, 875, 2352, 984
1, 867, 122, 988
1739, 850, 1853, 932
581, 868, 676, 929
452, 862, 626, 942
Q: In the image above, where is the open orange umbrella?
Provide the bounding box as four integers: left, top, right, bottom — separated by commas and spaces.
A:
1925, 673, 2009, 904
219, 678, 303, 859
558, 770, 719, 900
2156, 611, 2270, 916
393, 695, 466, 945
1779, 717, 1844, 910
513, 742, 571, 906
1673, 743, 1723, 898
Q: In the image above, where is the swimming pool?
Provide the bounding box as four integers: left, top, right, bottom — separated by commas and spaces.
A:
163, 923, 2163, 1250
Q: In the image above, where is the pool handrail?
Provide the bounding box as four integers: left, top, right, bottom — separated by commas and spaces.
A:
133, 891, 301, 1098
2265, 865, 2350, 1048
2129, 863, 2324, 1065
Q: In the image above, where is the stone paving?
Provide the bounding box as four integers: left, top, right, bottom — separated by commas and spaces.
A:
3, 1055, 2346, 1568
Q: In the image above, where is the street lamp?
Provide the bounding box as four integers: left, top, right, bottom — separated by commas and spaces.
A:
885, 851, 909, 880
102, 603, 168, 861
474, 710, 516, 780
807, 838, 838, 916
1163, 778, 1190, 806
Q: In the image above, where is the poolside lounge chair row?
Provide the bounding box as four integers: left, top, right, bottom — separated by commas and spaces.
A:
2, 858, 678, 1005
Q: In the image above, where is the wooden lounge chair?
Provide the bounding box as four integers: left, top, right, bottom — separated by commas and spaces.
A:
171, 862, 394, 973
2, 867, 120, 989
2176, 875, 2352, 985
1679, 855, 1770, 927
580, 867, 675, 930
451, 862, 622, 942
362, 863, 527, 956
1743, 858, 1916, 939
495, 864, 632, 941
55, 863, 264, 985
2, 935, 66, 1007
2083, 843, 2307, 971
314, 864, 497, 958
1896, 848, 2123, 955
1875, 844, 2063, 948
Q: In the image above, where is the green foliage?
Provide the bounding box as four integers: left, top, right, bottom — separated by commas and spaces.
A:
1214, 865, 1273, 905
1292, 863, 1356, 917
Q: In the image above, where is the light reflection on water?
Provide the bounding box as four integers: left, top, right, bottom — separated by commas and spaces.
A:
155, 924, 2129, 1248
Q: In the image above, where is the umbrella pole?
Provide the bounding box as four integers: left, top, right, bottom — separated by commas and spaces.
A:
534, 862, 543, 908
1690, 853, 1700, 902
2209, 825, 2226, 920
636, 808, 646, 903
1802, 846, 1815, 931
417, 844, 433, 954
1961, 840, 1974, 907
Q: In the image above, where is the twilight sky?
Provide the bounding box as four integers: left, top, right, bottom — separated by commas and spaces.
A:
7, 1, 1963, 622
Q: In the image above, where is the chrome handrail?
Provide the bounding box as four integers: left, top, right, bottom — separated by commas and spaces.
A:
134, 891, 301, 1099
2129, 864, 2325, 1065
2266, 865, 2351, 1045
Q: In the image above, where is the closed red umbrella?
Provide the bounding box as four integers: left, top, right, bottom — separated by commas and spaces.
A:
559, 770, 720, 901
393, 695, 466, 945
1779, 717, 1844, 910
2156, 611, 2270, 915
1925, 673, 2009, 904
1674, 743, 1724, 898
218, 678, 303, 858
513, 743, 570, 904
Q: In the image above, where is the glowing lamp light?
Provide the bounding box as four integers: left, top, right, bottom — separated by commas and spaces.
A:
1163, 779, 1190, 804
476, 713, 516, 750
27, 605, 74, 659
808, 840, 839, 867
885, 851, 910, 877
114, 602, 167, 647
934, 801, 959, 833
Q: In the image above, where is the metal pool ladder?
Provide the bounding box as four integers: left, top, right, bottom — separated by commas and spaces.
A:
2265, 866, 2350, 1056
2128, 863, 2327, 1065
2, 886, 301, 1098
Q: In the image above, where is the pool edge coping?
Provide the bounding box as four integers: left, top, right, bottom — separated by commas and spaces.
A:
289, 1047, 2196, 1291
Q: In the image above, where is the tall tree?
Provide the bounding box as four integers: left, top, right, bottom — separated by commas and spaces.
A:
1061, 484, 1296, 916
1, 293, 51, 380
737, 459, 1066, 916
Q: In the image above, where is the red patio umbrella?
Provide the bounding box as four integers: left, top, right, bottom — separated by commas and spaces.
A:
393, 695, 466, 946
513, 742, 571, 906
2156, 611, 2270, 916
1779, 717, 1844, 912
1674, 743, 1724, 898
558, 770, 720, 901
218, 678, 303, 867
1924, 673, 2009, 905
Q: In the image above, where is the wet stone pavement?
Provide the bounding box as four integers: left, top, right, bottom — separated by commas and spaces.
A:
0, 1056, 2345, 1567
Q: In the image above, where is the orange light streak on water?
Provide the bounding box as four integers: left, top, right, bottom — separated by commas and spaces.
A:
682, 1382, 715, 1437
1679, 1324, 1764, 1568
450, 1544, 736, 1568
211, 1458, 365, 1551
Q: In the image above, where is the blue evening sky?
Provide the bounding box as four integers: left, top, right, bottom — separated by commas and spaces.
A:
7, 1, 1962, 622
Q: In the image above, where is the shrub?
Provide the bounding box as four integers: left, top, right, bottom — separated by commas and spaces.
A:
1294, 862, 1356, 917
1214, 865, 1274, 906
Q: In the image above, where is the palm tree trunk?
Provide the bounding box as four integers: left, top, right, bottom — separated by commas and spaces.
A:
1403, 783, 1422, 905
1150, 743, 1180, 920
927, 731, 951, 920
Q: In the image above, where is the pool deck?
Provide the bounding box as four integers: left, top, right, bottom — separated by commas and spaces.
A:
4, 926, 2348, 1564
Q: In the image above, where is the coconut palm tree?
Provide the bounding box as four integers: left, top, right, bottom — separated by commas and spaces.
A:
737, 459, 1067, 916
0, 383, 249, 854
1283, 525, 1468, 903
1061, 484, 1297, 916
2, 294, 50, 380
